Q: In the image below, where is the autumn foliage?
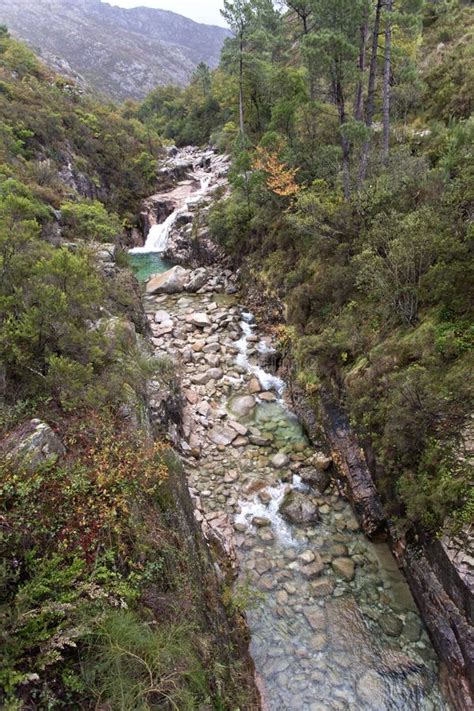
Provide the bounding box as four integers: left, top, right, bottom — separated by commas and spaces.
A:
253, 146, 300, 197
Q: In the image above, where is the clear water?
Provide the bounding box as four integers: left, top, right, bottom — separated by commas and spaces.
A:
129, 253, 172, 283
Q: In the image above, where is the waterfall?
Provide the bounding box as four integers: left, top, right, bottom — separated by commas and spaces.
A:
129, 210, 180, 255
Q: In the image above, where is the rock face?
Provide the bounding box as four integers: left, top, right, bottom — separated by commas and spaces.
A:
0, 0, 230, 101
279, 491, 320, 525
1, 419, 66, 471
320, 389, 386, 540
146, 265, 190, 295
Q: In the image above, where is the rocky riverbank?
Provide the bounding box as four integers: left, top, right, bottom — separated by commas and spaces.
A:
131, 147, 455, 711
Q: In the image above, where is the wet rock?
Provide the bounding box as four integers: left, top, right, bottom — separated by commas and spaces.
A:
311, 633, 328, 651
229, 395, 256, 418
304, 607, 326, 631
403, 613, 422, 642
259, 391, 277, 402
332, 557, 356, 581
313, 452, 333, 470
249, 434, 272, 446
311, 577, 336, 598
228, 420, 248, 436
378, 614, 403, 637
146, 265, 190, 294
253, 516, 271, 528
248, 377, 262, 394
356, 670, 387, 708
271, 452, 290, 469
208, 427, 237, 446
301, 556, 325, 579
300, 467, 331, 492
279, 491, 320, 525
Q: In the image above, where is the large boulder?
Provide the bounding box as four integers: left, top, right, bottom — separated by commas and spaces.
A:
185, 268, 209, 293
229, 395, 256, 419
279, 491, 320, 525
146, 265, 190, 295
1, 419, 66, 471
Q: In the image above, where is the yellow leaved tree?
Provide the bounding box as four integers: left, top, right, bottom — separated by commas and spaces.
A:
253, 146, 300, 198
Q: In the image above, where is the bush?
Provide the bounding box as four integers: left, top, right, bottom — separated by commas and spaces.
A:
60, 199, 122, 242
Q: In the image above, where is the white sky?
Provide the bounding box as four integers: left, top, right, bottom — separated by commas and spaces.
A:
105, 0, 227, 26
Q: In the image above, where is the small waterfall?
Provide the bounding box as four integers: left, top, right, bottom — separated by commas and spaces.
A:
129, 210, 181, 255
129, 153, 221, 256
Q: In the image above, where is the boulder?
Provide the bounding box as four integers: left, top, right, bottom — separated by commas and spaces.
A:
2, 419, 66, 471
271, 452, 290, 469
300, 467, 331, 493
279, 491, 320, 525
248, 377, 262, 394
313, 452, 333, 470
186, 269, 209, 293
208, 427, 237, 446
146, 265, 190, 295
332, 557, 356, 581
188, 312, 211, 328
229, 395, 256, 418
155, 309, 171, 323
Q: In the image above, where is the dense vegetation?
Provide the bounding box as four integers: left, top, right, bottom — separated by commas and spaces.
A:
142, 0, 473, 534
0, 29, 252, 709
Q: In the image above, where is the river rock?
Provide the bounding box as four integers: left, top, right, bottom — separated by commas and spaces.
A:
146, 265, 190, 294
300, 467, 331, 493
304, 607, 326, 631
271, 452, 290, 469
248, 377, 262, 394
279, 491, 320, 525
229, 395, 256, 418
356, 670, 387, 708
188, 312, 211, 328
332, 557, 356, 581
154, 309, 171, 323
301, 556, 325, 579
208, 427, 237, 446
186, 268, 209, 293
259, 391, 277, 402
378, 613, 403, 637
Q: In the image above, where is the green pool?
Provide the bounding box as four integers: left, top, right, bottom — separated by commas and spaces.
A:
128, 253, 173, 283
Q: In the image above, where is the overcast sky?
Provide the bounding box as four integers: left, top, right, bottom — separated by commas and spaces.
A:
106, 0, 227, 26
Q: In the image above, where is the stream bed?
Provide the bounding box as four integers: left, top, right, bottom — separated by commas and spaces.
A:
135, 149, 451, 710
143, 287, 450, 711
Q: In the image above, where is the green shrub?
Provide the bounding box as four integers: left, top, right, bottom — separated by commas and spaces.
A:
60, 199, 122, 242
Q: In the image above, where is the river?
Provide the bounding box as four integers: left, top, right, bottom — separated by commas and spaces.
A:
130, 148, 451, 711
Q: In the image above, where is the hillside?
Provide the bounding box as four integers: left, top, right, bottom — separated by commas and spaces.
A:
0, 0, 229, 100
0, 29, 257, 710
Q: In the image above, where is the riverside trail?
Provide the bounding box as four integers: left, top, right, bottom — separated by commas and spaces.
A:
131, 148, 451, 711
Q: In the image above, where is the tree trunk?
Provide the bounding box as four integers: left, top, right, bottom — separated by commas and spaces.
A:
382, 0, 393, 164
239, 35, 245, 138
358, 0, 383, 185
354, 9, 369, 121
334, 75, 351, 200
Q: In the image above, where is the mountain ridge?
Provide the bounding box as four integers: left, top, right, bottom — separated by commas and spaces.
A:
0, 0, 230, 101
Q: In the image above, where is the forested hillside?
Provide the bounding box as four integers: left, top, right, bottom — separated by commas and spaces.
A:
0, 29, 254, 710
142, 0, 473, 536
